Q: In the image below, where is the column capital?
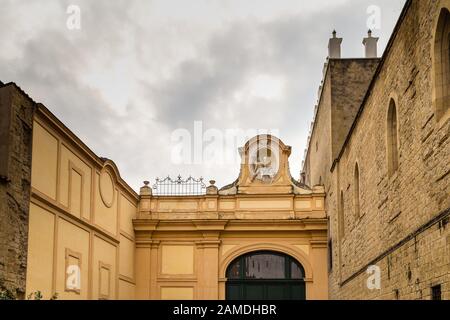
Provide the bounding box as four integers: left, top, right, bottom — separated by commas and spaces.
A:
135, 239, 160, 249
195, 240, 221, 249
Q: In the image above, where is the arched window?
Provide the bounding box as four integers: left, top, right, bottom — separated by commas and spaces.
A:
339, 190, 345, 239
227, 251, 305, 280
387, 99, 399, 176
433, 8, 450, 121
354, 163, 361, 218
226, 251, 305, 300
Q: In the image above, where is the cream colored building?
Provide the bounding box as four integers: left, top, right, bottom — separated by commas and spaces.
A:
25, 103, 139, 300
134, 135, 328, 300
14, 99, 327, 300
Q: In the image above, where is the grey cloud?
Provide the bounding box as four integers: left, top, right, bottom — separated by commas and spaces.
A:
0, 0, 406, 190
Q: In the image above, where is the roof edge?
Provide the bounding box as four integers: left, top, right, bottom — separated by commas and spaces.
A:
1, 81, 38, 105
331, 0, 413, 172
301, 57, 381, 175
35, 102, 139, 200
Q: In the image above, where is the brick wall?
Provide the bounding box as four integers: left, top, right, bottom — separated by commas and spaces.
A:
329, 59, 380, 160
0, 83, 35, 298
304, 59, 379, 189
326, 0, 450, 300
304, 66, 332, 188
330, 215, 449, 299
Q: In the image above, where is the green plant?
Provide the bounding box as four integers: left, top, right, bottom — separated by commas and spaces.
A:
0, 287, 16, 300
0, 281, 58, 300
26, 290, 58, 300
27, 290, 43, 300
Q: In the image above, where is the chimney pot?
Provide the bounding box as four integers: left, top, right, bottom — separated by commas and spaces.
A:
328, 30, 343, 59
363, 30, 379, 58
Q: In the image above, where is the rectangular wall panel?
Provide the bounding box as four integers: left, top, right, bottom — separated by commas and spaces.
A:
161, 245, 194, 275
25, 203, 55, 298
55, 219, 90, 300
160, 287, 193, 300
31, 121, 58, 199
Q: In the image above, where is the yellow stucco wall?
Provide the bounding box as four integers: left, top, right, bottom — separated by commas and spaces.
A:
26, 203, 54, 297
27, 108, 328, 300
134, 135, 329, 300
134, 224, 328, 300
161, 245, 195, 275
26, 106, 138, 300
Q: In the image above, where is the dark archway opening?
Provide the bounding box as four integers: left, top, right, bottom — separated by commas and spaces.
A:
225, 251, 306, 300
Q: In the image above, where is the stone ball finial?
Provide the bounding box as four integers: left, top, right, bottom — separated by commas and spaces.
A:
206, 179, 218, 195
140, 180, 152, 196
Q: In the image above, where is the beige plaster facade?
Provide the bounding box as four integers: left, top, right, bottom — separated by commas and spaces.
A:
134, 136, 328, 300
4, 94, 327, 300
25, 103, 139, 299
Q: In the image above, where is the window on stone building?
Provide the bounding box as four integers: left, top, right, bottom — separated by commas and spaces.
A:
338, 190, 345, 239
433, 8, 450, 121
431, 284, 442, 300
354, 163, 361, 218
387, 99, 399, 177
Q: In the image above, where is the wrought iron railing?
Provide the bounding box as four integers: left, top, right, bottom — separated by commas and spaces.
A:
152, 175, 206, 196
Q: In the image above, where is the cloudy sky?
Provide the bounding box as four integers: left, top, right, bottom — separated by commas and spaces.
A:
0, 0, 405, 191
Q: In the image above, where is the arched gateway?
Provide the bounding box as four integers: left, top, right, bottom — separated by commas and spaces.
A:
226, 251, 306, 300
134, 135, 328, 300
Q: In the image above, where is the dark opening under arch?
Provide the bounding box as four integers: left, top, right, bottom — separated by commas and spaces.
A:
225, 251, 306, 300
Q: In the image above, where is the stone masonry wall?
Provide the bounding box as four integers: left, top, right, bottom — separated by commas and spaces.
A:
0, 83, 35, 298
305, 68, 332, 188
328, 0, 450, 300
304, 59, 379, 190
330, 58, 380, 161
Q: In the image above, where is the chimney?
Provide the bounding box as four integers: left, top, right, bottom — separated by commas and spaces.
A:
328, 30, 342, 59
363, 30, 379, 58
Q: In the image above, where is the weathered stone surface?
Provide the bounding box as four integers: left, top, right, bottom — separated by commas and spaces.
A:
303, 58, 379, 188
304, 0, 450, 300
0, 83, 35, 298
